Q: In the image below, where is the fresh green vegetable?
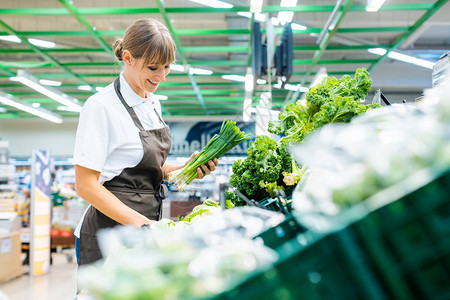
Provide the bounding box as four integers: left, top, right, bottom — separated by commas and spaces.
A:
269, 68, 379, 152
228, 135, 292, 203
181, 200, 222, 223
169, 119, 251, 190
228, 68, 379, 207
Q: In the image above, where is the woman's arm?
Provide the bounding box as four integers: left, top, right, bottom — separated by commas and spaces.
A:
75, 165, 154, 227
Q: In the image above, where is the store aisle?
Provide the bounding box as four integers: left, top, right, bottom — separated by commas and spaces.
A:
0, 253, 77, 300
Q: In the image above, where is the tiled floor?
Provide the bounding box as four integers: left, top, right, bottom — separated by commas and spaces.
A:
0, 252, 78, 300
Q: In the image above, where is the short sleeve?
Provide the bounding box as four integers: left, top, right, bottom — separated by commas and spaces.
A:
73, 98, 110, 172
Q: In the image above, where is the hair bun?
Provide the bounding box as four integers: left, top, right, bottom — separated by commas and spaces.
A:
112, 39, 124, 61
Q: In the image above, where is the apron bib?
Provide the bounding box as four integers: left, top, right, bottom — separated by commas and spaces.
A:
78, 77, 171, 266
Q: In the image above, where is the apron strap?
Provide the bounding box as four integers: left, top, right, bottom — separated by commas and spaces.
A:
114, 77, 145, 131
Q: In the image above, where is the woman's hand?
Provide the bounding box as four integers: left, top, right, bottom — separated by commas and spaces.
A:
185, 152, 219, 179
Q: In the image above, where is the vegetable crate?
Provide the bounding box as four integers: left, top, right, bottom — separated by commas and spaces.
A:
254, 214, 305, 250
259, 187, 295, 213
213, 169, 450, 300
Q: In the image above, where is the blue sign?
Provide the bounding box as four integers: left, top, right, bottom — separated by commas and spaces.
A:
168, 121, 255, 156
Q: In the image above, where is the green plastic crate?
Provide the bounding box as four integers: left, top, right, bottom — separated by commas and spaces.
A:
212, 169, 450, 300
255, 214, 305, 250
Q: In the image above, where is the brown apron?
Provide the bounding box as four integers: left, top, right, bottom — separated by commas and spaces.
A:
78, 77, 171, 266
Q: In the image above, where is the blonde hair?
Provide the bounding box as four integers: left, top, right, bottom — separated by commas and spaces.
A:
112, 19, 176, 67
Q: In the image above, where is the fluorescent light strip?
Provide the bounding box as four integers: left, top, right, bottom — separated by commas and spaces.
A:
237, 12, 267, 22
189, 67, 213, 75
0, 35, 55, 48
221, 74, 246, 82
154, 94, 168, 101
368, 48, 435, 69
0, 91, 62, 123
250, 0, 263, 13
10, 70, 82, 112
188, 0, 233, 9
78, 85, 93, 91
170, 64, 185, 72
280, 0, 298, 7
39, 79, 62, 87
366, 0, 386, 12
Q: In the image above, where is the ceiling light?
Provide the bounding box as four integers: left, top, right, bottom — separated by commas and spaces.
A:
154, 95, 168, 101
31, 102, 41, 108
277, 11, 294, 25
368, 48, 435, 69
0, 35, 22, 43
188, 0, 233, 9
0, 35, 55, 48
56, 106, 82, 112
95, 87, 105, 92
387, 51, 435, 69
28, 38, 55, 48
77, 85, 93, 91
39, 79, 62, 87
10, 70, 83, 112
284, 83, 301, 91
291, 23, 307, 31
0, 91, 62, 123
299, 86, 309, 93
189, 67, 213, 75
368, 48, 387, 56
250, 0, 263, 13
366, 0, 386, 12
257, 79, 267, 84
280, 0, 297, 7
221, 74, 246, 82
237, 12, 267, 22
170, 64, 185, 72
0, 107, 6, 113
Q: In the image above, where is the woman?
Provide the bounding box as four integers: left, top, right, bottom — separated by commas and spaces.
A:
73, 18, 218, 266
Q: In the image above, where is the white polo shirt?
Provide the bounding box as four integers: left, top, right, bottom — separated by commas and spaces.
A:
73, 73, 165, 183
73, 73, 166, 237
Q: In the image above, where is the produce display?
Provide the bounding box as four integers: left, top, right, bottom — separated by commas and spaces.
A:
79, 207, 284, 300
291, 75, 450, 228
227, 68, 380, 206
169, 119, 251, 190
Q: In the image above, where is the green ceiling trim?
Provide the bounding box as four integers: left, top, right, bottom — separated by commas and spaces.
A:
293, 44, 391, 51
317, 59, 378, 64
157, 89, 242, 96
0, 4, 434, 16
58, 0, 115, 58
0, 27, 409, 37
0, 113, 19, 119
155, 0, 207, 115
0, 19, 94, 88
301, 0, 354, 87
368, 0, 449, 73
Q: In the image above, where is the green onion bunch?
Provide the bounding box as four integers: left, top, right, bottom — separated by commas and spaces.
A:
169, 119, 251, 190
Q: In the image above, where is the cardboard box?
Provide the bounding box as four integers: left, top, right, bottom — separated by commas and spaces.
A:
0, 212, 21, 232
0, 232, 22, 283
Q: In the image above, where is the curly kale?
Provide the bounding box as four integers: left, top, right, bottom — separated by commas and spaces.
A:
229, 135, 292, 203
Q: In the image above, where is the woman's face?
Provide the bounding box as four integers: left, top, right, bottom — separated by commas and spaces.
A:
124, 53, 171, 97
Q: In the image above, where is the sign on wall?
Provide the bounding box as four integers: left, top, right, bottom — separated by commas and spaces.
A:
30, 149, 52, 276
168, 121, 255, 156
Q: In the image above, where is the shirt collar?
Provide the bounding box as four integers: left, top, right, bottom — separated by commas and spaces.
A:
119, 73, 147, 107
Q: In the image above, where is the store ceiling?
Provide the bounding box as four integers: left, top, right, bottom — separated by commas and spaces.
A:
0, 0, 449, 121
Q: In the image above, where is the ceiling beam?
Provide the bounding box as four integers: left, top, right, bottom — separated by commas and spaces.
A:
57, 0, 115, 59
155, 0, 207, 115
368, 0, 449, 72
0, 27, 410, 37
0, 4, 435, 15
301, 0, 354, 86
